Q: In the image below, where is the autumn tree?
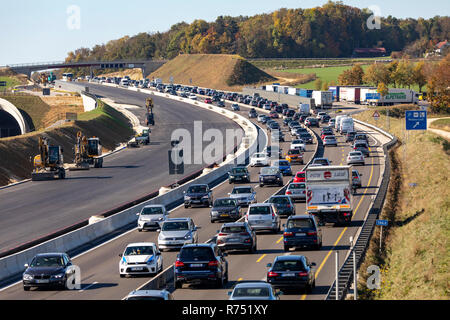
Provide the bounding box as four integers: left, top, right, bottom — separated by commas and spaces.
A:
413, 61, 427, 93
322, 81, 329, 91
377, 82, 389, 106
338, 64, 365, 86
315, 78, 323, 91
364, 63, 390, 87
427, 53, 450, 113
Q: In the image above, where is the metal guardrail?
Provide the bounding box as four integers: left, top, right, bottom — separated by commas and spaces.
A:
5, 59, 167, 68
325, 128, 398, 300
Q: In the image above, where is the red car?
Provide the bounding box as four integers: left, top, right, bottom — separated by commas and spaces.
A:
293, 171, 306, 183
204, 98, 212, 104
269, 111, 279, 119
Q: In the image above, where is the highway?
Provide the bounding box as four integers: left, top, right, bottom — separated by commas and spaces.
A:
0, 97, 386, 300
0, 83, 242, 253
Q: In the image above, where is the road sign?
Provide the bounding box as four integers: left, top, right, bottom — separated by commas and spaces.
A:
405, 110, 427, 130
376, 219, 388, 226
0, 81, 6, 87
373, 110, 380, 120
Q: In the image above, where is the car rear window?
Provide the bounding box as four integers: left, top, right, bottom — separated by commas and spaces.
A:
179, 247, 215, 261
296, 172, 305, 178
287, 218, 314, 229
269, 197, 290, 204
355, 143, 367, 148
221, 226, 247, 233
188, 186, 207, 193
249, 206, 271, 215
289, 149, 301, 155
272, 260, 306, 272
289, 183, 305, 189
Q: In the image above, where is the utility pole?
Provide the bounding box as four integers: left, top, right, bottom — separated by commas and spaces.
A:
350, 236, 357, 300
335, 251, 339, 300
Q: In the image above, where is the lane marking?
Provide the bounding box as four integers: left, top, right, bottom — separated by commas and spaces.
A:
256, 254, 267, 263
79, 281, 98, 292
276, 236, 283, 244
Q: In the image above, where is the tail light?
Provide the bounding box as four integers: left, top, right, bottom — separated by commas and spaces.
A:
297, 272, 308, 277
208, 260, 219, 267
286, 191, 292, 195
218, 233, 227, 236
272, 212, 275, 218
175, 261, 185, 267
303, 190, 306, 194
268, 271, 279, 277
240, 232, 249, 236
307, 231, 317, 236
287, 204, 291, 208
284, 232, 294, 237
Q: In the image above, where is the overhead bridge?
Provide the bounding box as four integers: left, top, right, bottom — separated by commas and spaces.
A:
4, 59, 167, 78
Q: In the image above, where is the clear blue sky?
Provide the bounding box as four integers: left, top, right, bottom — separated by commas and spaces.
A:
0, 0, 448, 65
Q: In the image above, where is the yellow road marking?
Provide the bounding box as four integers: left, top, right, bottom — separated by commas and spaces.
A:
256, 254, 267, 263
238, 277, 243, 282
276, 237, 283, 244
300, 153, 375, 300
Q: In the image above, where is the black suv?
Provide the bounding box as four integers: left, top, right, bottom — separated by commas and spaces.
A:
184, 184, 213, 208
248, 108, 258, 118
175, 243, 228, 288
216, 222, 257, 253
283, 215, 322, 251
210, 198, 241, 223
259, 167, 283, 187
267, 195, 296, 217
228, 167, 250, 183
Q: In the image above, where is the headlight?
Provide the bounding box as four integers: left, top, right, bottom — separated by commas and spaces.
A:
229, 175, 234, 178
202, 195, 209, 199
23, 274, 33, 281
184, 233, 192, 240
52, 273, 65, 279
211, 211, 218, 215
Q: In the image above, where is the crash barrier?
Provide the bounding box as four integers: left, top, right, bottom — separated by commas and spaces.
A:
325, 119, 397, 300
80, 91, 97, 112
0, 89, 260, 285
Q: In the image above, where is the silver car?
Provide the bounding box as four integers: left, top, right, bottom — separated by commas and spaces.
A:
323, 135, 338, 147
285, 182, 306, 202
228, 282, 281, 300
228, 186, 257, 206
125, 289, 173, 300
158, 218, 199, 251
137, 205, 169, 231
245, 203, 281, 233
347, 151, 365, 166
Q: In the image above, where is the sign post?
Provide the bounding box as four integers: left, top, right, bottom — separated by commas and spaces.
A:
373, 110, 380, 122
376, 219, 388, 253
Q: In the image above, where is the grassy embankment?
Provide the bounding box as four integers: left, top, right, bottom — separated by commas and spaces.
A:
0, 100, 133, 185
250, 57, 392, 69
430, 118, 450, 132
354, 106, 449, 300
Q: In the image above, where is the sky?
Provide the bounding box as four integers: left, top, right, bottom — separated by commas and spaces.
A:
0, 0, 448, 65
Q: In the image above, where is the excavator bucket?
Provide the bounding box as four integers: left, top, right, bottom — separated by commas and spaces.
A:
31, 171, 56, 181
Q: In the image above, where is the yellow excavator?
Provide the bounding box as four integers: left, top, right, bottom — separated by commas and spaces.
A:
69, 131, 103, 170
31, 137, 66, 181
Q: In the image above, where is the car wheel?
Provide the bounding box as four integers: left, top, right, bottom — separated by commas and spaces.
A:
284, 245, 290, 252
175, 281, 182, 289
224, 269, 229, 283
259, 183, 263, 187
138, 229, 142, 232
120, 274, 125, 278
23, 286, 30, 291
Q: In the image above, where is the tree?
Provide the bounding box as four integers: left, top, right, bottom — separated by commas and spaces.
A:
413, 61, 427, 93
393, 60, 415, 88
338, 64, 365, 86
377, 82, 389, 106
426, 53, 450, 113
322, 81, 329, 91
364, 63, 390, 87
315, 78, 323, 91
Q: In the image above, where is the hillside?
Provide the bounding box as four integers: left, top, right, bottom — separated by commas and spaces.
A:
149, 54, 275, 90
97, 68, 143, 80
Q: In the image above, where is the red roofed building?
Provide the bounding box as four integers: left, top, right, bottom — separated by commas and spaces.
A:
435, 41, 449, 55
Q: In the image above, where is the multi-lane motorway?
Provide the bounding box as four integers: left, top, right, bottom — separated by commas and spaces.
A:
0, 87, 387, 300
0, 83, 241, 253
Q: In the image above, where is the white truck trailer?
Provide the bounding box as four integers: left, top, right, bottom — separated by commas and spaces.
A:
305, 165, 353, 225
312, 91, 333, 109
365, 88, 419, 106
299, 103, 311, 115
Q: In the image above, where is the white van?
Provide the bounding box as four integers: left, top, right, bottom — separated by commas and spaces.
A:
335, 115, 346, 130
340, 118, 354, 134
337, 116, 349, 133
120, 79, 129, 86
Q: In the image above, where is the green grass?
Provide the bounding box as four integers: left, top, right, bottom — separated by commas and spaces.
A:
0, 76, 20, 90
0, 95, 51, 131
430, 118, 450, 132
354, 109, 450, 300
250, 57, 392, 69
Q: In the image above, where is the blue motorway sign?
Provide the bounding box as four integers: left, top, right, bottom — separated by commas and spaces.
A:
376, 219, 388, 226
405, 110, 427, 130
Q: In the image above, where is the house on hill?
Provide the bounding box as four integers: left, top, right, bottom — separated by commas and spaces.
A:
352, 48, 387, 58
435, 41, 449, 55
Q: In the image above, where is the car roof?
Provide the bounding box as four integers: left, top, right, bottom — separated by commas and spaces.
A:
222, 222, 246, 227
142, 204, 165, 208
125, 242, 156, 248
249, 203, 272, 207
182, 243, 214, 249
189, 184, 208, 187
35, 252, 65, 257
233, 281, 273, 289
287, 214, 314, 220
165, 217, 191, 222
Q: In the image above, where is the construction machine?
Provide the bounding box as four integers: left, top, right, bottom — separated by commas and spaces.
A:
146, 98, 155, 126
69, 131, 103, 170
31, 137, 66, 181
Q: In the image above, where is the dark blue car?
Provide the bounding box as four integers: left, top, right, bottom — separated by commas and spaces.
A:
283, 215, 322, 251
272, 160, 292, 176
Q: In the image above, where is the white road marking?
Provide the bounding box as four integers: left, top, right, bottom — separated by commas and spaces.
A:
79, 282, 98, 292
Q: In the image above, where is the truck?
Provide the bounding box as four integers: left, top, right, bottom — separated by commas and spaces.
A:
298, 103, 310, 115
312, 91, 333, 109
365, 88, 419, 106
288, 87, 299, 96
299, 89, 313, 98
328, 86, 340, 102
339, 87, 361, 104
305, 165, 353, 225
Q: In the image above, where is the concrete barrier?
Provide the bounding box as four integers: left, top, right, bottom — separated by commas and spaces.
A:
80, 92, 97, 112
0, 85, 260, 284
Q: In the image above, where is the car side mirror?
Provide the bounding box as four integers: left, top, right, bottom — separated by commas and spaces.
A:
157, 229, 161, 232
266, 263, 272, 268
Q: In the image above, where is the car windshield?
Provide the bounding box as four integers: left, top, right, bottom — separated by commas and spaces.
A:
288, 149, 300, 155
124, 246, 154, 256
349, 152, 361, 156
232, 187, 252, 194
313, 159, 329, 165
249, 206, 271, 215
269, 197, 290, 204
254, 153, 265, 158
179, 247, 215, 261
272, 260, 306, 272
261, 167, 278, 175
30, 256, 65, 267
214, 199, 236, 207
162, 221, 189, 231
221, 226, 247, 233
141, 207, 163, 215
296, 172, 305, 178
275, 161, 289, 167
292, 140, 303, 144
289, 183, 305, 189
187, 186, 207, 193
233, 287, 270, 297
287, 219, 314, 229
231, 168, 247, 174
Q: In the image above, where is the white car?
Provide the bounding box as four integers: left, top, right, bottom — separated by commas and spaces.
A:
125, 289, 173, 300
346, 151, 365, 166
250, 153, 269, 167
188, 94, 197, 100
157, 217, 199, 251
137, 205, 169, 232
290, 139, 306, 151
291, 125, 302, 136
228, 282, 280, 300
119, 242, 163, 277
